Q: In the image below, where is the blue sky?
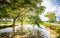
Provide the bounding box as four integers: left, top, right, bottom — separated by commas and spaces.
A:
51, 0, 60, 6
40, 0, 60, 21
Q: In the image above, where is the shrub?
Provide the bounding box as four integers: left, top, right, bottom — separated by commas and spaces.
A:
56, 32, 60, 38
43, 22, 51, 27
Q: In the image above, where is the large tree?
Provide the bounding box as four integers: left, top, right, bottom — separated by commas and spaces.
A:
0, 0, 45, 33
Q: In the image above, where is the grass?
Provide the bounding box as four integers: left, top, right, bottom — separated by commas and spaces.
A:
0, 22, 20, 25
41, 22, 51, 27
0, 22, 20, 27
54, 22, 60, 24
54, 26, 60, 30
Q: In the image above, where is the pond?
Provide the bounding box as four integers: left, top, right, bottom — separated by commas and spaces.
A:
0, 24, 50, 38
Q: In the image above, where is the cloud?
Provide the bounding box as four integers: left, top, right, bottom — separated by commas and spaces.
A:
40, 0, 53, 21
55, 7, 60, 16
40, 13, 48, 21
40, 0, 60, 21
42, 0, 52, 12
42, 0, 58, 13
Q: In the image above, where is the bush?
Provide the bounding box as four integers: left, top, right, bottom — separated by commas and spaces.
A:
56, 32, 60, 38
43, 22, 51, 27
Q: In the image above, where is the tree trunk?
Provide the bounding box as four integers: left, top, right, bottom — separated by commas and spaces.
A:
12, 15, 19, 33
12, 18, 16, 33
21, 17, 23, 32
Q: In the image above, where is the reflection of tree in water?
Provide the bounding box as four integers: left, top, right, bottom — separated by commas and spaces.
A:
0, 29, 44, 38
25, 30, 44, 38
0, 32, 10, 38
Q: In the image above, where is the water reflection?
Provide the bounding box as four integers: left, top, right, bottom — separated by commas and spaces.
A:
0, 24, 50, 38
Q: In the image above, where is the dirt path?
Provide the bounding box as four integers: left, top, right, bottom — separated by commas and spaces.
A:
13, 35, 26, 38
50, 29, 58, 38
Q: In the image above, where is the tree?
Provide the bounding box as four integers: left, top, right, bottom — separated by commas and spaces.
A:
45, 12, 56, 22
0, 0, 45, 33
28, 15, 42, 27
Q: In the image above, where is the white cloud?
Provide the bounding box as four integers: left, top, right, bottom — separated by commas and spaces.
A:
40, 15, 48, 21
40, 0, 60, 21
40, 0, 53, 21
42, 0, 58, 13
55, 7, 60, 16
42, 0, 60, 16
42, 0, 52, 12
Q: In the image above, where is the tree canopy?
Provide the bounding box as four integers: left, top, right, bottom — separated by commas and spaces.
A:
45, 12, 56, 22
0, 0, 45, 34
0, 0, 45, 27
0, 0, 45, 18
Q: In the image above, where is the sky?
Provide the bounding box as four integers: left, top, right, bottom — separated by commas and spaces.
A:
40, 0, 60, 21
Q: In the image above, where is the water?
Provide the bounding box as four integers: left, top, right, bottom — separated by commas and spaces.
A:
0, 24, 50, 38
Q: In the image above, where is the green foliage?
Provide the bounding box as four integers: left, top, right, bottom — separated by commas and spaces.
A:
56, 32, 60, 38
35, 6, 45, 14
43, 22, 51, 27
45, 12, 56, 22
0, 0, 45, 35
0, 0, 45, 18
53, 26, 60, 30
28, 15, 42, 27
54, 22, 60, 24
